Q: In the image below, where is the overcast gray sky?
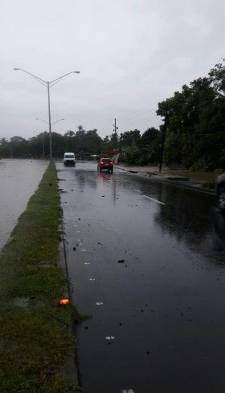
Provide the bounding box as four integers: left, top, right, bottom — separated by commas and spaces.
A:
1, 0, 225, 139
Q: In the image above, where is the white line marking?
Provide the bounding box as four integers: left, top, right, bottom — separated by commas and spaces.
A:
143, 195, 165, 205
96, 302, 104, 306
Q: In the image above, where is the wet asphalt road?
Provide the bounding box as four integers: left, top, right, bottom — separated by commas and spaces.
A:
0, 159, 48, 249
57, 161, 225, 393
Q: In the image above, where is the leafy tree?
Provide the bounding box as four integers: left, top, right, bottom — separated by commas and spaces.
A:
157, 71, 225, 170
0, 138, 10, 157
120, 129, 141, 147
85, 129, 102, 154
209, 60, 225, 96
10, 136, 29, 158
64, 130, 75, 138
123, 144, 141, 164
140, 128, 161, 164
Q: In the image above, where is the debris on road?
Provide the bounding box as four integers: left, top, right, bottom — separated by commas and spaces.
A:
122, 389, 135, 393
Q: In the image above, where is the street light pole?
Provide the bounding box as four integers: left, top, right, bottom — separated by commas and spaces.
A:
159, 107, 168, 173
36, 117, 65, 125
159, 126, 166, 173
36, 116, 65, 159
47, 81, 53, 160
14, 68, 80, 160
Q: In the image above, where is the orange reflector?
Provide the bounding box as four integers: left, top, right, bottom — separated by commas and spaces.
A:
59, 298, 70, 305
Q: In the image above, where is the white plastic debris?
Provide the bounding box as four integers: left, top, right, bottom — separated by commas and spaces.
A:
122, 390, 135, 393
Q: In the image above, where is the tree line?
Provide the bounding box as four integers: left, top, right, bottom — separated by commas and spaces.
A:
1, 61, 225, 170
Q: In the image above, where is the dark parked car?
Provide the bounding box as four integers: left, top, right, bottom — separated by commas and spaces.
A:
216, 173, 225, 212
97, 158, 113, 173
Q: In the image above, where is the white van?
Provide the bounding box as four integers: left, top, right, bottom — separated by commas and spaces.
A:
63, 152, 76, 166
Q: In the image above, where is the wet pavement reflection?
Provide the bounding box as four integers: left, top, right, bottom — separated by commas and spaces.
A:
0, 159, 48, 249
58, 161, 225, 393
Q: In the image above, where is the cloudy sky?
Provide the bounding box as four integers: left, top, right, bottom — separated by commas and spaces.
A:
1, 0, 225, 139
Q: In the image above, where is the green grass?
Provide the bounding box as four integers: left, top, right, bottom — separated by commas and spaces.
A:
162, 168, 218, 183
159, 168, 217, 191
0, 162, 81, 393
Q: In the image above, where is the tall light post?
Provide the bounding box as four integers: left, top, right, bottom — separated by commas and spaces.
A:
36, 117, 65, 126
36, 118, 65, 158
159, 105, 168, 173
14, 68, 80, 160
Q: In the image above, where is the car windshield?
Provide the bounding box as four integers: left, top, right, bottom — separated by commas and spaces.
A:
101, 158, 112, 162
65, 154, 74, 158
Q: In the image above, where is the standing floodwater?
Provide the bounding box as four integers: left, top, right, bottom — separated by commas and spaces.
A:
0, 159, 48, 249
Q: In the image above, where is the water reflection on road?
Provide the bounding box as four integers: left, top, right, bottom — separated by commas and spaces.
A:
0, 159, 48, 249
58, 161, 225, 393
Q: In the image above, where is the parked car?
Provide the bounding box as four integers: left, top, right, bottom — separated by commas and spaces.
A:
97, 158, 113, 173
64, 152, 76, 166
216, 173, 225, 212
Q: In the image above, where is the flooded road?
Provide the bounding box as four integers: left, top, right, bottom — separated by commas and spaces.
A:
58, 161, 225, 393
0, 159, 48, 249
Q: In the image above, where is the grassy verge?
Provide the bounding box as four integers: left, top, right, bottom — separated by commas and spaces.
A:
161, 168, 217, 190
0, 162, 81, 393
119, 164, 218, 191
162, 168, 217, 182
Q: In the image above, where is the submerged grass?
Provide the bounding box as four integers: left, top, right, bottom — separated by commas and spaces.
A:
0, 162, 81, 393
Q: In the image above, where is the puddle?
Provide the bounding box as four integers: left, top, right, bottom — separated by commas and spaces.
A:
0, 159, 48, 250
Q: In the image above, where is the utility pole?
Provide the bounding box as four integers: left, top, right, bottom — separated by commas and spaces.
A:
159, 110, 168, 173
113, 118, 118, 134
112, 117, 119, 149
